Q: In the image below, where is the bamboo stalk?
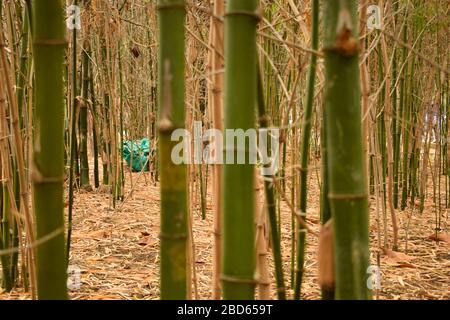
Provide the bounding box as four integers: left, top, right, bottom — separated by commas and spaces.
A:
221, 0, 258, 300
157, 0, 189, 300
31, 0, 68, 299
256, 61, 286, 300
294, 0, 319, 299
323, 0, 371, 299
255, 176, 270, 300
66, 0, 80, 260
380, 0, 398, 250
80, 40, 91, 190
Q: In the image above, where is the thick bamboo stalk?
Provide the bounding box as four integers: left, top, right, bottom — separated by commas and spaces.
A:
323, 0, 371, 300
31, 0, 68, 299
221, 0, 258, 300
157, 0, 189, 300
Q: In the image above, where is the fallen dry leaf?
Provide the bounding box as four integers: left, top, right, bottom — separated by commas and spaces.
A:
427, 232, 450, 244
382, 249, 415, 266
395, 263, 417, 268
137, 236, 156, 247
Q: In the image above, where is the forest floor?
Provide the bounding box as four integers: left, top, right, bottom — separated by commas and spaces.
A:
0, 161, 449, 300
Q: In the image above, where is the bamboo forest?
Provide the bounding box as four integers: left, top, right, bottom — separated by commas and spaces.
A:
0, 0, 449, 302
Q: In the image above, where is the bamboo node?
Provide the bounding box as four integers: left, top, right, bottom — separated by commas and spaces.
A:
32, 38, 68, 46
224, 9, 262, 22
158, 118, 174, 133
298, 210, 307, 217
298, 166, 309, 172
322, 8, 359, 57
158, 232, 187, 240
277, 286, 287, 293
323, 30, 359, 57
258, 115, 271, 126
31, 167, 64, 185
328, 192, 367, 200
220, 274, 257, 285
156, 3, 186, 12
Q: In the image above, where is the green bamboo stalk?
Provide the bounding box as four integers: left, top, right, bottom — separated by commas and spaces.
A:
88, 43, 100, 189
445, 77, 449, 208
11, 3, 30, 287
221, 0, 258, 300
320, 2, 334, 298
0, 69, 14, 292
118, 39, 125, 201
319, 102, 333, 301
401, 19, 413, 210
0, 165, 3, 283
410, 63, 422, 209
66, 0, 79, 262
392, 0, 401, 209
377, 41, 387, 210
23, 1, 32, 32
80, 41, 91, 189
101, 41, 111, 186
16, 5, 29, 131
320, 102, 331, 226
102, 92, 110, 186
1, 167, 12, 291
157, 0, 189, 300
323, 0, 371, 300
0, 160, 2, 279
199, 165, 206, 220
32, 0, 68, 299
256, 63, 286, 300
294, 0, 319, 299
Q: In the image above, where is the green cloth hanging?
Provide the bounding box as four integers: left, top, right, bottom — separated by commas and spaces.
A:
122, 138, 151, 172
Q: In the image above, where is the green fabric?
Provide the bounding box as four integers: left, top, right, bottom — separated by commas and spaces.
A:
122, 138, 150, 172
